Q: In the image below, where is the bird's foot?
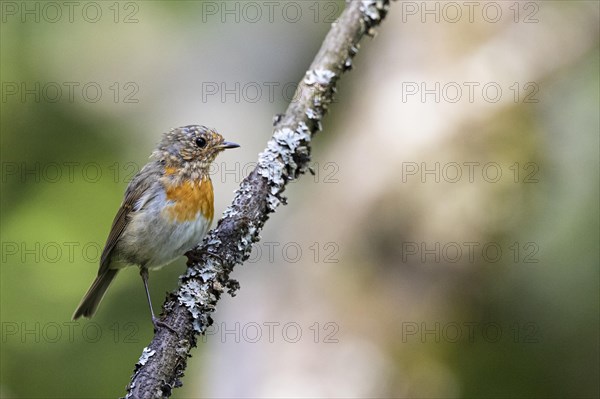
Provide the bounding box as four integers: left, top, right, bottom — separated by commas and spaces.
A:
152, 316, 177, 335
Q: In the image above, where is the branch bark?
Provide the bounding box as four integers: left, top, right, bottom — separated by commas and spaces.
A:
124, 1, 391, 397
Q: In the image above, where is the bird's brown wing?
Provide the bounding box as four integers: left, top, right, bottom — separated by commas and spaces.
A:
98, 164, 161, 274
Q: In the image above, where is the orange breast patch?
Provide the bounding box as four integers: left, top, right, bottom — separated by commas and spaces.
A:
164, 177, 214, 222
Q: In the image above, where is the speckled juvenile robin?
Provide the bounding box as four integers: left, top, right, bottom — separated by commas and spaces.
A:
72, 125, 239, 328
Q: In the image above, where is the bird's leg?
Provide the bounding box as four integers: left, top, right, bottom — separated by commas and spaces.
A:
140, 267, 176, 334
140, 267, 156, 319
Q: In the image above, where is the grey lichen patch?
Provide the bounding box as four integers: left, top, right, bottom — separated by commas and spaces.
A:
205, 236, 223, 248
221, 206, 240, 220
360, 0, 389, 24
257, 125, 312, 213
305, 69, 337, 86
179, 280, 203, 308
138, 347, 156, 366
266, 193, 282, 211
181, 247, 221, 281
239, 224, 258, 248
175, 346, 188, 356
178, 280, 211, 332
226, 279, 240, 296
343, 57, 353, 71
212, 280, 224, 295
272, 114, 284, 126
199, 266, 217, 282
306, 108, 321, 120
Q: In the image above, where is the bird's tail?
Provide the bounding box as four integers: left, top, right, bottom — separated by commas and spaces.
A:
72, 269, 119, 319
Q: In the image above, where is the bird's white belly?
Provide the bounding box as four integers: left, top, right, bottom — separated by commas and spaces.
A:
113, 191, 211, 269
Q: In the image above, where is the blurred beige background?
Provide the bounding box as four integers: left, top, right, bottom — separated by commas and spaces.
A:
1, 1, 598, 398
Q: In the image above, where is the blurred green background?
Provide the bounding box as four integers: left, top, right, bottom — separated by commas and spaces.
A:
1, 1, 598, 398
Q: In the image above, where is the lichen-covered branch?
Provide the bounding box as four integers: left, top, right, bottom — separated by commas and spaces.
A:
124, 1, 391, 397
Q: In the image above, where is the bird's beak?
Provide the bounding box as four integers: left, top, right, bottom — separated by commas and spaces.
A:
219, 141, 240, 149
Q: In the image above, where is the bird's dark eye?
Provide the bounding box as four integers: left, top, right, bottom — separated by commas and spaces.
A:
195, 137, 207, 148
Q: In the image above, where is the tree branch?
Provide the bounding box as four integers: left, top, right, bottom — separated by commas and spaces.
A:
124, 1, 391, 397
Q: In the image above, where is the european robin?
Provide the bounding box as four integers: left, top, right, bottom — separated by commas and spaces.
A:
72, 125, 239, 328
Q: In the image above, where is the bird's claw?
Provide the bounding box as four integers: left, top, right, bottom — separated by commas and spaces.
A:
152, 316, 177, 335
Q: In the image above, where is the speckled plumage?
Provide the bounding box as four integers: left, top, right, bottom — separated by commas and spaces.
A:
73, 125, 239, 321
